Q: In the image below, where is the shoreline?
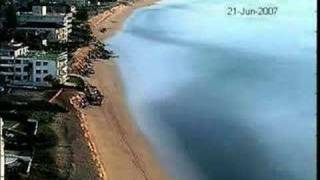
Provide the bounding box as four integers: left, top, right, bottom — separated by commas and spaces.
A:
79, 0, 169, 180
89, 0, 159, 41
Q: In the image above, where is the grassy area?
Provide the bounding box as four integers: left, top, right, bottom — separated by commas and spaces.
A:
29, 111, 56, 124
34, 124, 58, 148
28, 148, 61, 180
66, 76, 85, 91
1, 90, 65, 180
1, 88, 99, 180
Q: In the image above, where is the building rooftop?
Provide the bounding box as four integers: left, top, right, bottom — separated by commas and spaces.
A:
0, 42, 26, 51
33, 2, 72, 11
17, 12, 70, 17
18, 51, 66, 61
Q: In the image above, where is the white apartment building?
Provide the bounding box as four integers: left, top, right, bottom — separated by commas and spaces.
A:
0, 42, 68, 86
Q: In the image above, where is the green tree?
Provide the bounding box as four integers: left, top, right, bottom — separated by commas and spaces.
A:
35, 125, 58, 148
0, 0, 5, 8
44, 74, 61, 87
75, 7, 89, 21
27, 0, 33, 9
5, 4, 17, 28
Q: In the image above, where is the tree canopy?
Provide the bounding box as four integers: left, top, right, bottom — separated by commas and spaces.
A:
75, 7, 89, 21
5, 4, 17, 28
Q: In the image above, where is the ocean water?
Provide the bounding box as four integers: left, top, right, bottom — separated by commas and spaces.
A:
106, 0, 316, 180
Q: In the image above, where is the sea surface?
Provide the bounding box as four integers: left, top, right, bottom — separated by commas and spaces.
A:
106, 0, 316, 179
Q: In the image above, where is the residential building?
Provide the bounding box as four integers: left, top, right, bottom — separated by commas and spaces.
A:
17, 22, 68, 42
17, 4, 73, 42
59, 0, 88, 7
0, 41, 68, 86
0, 117, 4, 180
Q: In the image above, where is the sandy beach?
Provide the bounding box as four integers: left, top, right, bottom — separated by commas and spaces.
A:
89, 0, 159, 40
78, 1, 169, 180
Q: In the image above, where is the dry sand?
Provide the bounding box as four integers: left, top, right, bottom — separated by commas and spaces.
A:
89, 0, 159, 41
80, 1, 169, 180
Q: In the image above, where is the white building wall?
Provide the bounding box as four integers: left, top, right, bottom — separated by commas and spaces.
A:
0, 117, 4, 180
1, 43, 68, 86
32, 60, 57, 83
32, 5, 47, 16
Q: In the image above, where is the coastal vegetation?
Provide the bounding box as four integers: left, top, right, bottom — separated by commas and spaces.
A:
0, 0, 17, 41
0, 89, 99, 179
0, 0, 5, 8
75, 7, 89, 21
66, 76, 85, 91
69, 9, 93, 52
0, 91, 63, 179
5, 3, 17, 29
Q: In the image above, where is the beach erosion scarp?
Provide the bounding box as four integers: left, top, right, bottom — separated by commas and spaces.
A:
71, 0, 169, 180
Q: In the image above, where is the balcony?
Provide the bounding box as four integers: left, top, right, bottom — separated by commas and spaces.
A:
0, 56, 15, 60
0, 64, 15, 67
0, 72, 14, 75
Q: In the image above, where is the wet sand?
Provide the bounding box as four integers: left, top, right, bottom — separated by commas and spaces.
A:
81, 1, 169, 180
